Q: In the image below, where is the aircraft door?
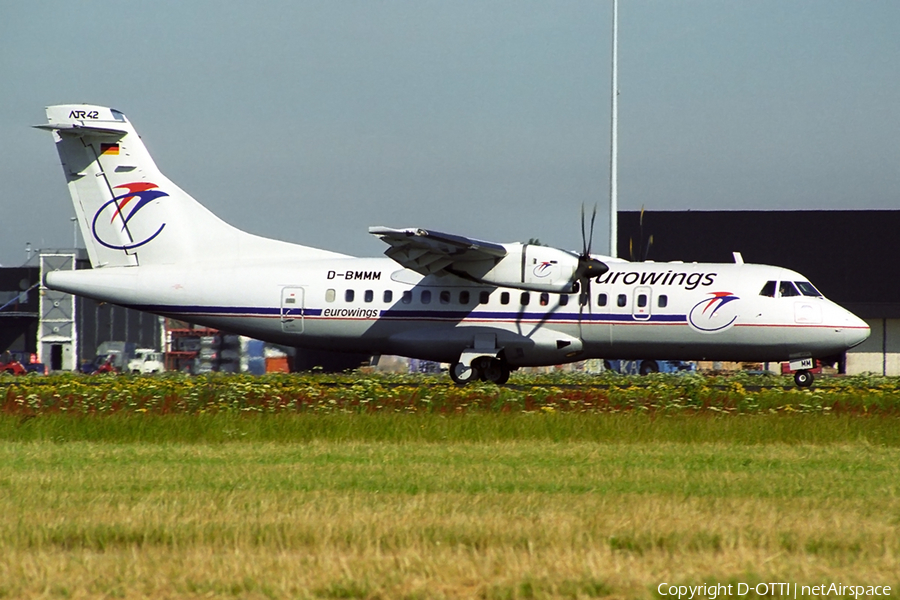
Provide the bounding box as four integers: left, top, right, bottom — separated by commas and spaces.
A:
632, 286, 651, 321
280, 287, 305, 333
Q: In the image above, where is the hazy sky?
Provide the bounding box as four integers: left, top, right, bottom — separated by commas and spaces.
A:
1, 1, 898, 267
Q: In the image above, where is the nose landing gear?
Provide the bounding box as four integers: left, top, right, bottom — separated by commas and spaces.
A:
788, 357, 816, 388
793, 369, 814, 388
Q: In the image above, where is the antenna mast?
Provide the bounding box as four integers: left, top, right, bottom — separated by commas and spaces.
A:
608, 0, 619, 257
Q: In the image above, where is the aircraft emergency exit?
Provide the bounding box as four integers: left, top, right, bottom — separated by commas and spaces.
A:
36, 105, 870, 387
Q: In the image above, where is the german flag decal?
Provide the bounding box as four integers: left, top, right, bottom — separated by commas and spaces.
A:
100, 143, 120, 155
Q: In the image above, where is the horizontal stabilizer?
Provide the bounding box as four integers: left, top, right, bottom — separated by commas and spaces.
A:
33, 123, 128, 138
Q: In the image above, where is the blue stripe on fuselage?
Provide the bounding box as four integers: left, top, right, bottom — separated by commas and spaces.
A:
124, 303, 686, 323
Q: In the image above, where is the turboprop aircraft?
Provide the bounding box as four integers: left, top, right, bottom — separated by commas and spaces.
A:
36, 105, 870, 387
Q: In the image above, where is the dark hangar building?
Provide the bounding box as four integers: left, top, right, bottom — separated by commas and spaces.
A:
618, 210, 900, 375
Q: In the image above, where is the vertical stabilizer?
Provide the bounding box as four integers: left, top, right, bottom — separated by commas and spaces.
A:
36, 104, 344, 268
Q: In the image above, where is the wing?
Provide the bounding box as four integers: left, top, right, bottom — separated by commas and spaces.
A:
369, 226, 508, 275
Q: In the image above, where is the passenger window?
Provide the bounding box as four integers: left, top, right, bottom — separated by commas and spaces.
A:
579, 293, 589, 306
658, 295, 668, 308
364, 290, 373, 303
637, 294, 647, 308
539, 293, 549, 306
779, 281, 800, 297
559, 294, 569, 307
479, 291, 490, 304
459, 291, 470, 304
383, 290, 393, 303
500, 292, 510, 305
421, 290, 432, 304
440, 290, 451, 304
325, 289, 336, 303
760, 281, 776, 297
617, 294, 627, 307
796, 281, 822, 297
597, 293, 608, 307
345, 289, 355, 302
520, 292, 530, 306
401, 291, 412, 304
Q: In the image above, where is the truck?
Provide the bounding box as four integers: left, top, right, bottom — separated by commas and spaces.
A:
89, 341, 136, 372
79, 354, 119, 374
126, 349, 166, 374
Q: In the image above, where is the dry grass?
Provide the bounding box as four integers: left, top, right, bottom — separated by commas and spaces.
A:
1, 440, 898, 599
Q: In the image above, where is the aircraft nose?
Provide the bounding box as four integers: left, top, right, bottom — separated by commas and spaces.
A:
842, 311, 870, 349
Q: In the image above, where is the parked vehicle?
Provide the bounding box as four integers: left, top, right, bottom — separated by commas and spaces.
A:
603, 359, 696, 375
80, 354, 119, 374
126, 349, 165, 374
1, 351, 46, 375
3, 351, 46, 375
1, 357, 26, 375
94, 342, 136, 371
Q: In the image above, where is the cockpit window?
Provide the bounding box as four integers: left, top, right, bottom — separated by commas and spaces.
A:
778, 281, 800, 297
795, 281, 822, 297
759, 281, 776, 297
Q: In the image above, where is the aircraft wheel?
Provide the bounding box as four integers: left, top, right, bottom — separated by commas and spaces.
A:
639, 360, 659, 376
481, 359, 510, 385
449, 362, 479, 385
794, 369, 814, 388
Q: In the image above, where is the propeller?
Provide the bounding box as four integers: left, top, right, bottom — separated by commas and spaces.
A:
629, 205, 654, 262
574, 204, 609, 338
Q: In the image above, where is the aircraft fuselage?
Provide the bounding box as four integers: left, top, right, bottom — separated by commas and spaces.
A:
47, 256, 869, 367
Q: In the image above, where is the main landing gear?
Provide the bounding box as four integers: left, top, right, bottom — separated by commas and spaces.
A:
449, 356, 511, 385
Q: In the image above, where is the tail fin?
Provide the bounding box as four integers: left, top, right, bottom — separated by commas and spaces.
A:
36, 105, 342, 268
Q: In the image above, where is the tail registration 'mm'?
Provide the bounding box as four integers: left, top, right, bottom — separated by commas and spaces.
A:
92, 182, 169, 251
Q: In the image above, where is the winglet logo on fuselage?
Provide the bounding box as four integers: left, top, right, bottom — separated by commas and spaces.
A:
92, 182, 169, 251
533, 261, 554, 278
688, 291, 741, 333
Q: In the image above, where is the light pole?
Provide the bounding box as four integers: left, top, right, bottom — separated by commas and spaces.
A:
608, 0, 618, 258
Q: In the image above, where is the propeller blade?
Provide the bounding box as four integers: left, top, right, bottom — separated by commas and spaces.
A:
587, 204, 597, 256
644, 234, 654, 262
577, 274, 594, 340
580, 204, 587, 257
577, 282, 584, 339
573, 204, 606, 339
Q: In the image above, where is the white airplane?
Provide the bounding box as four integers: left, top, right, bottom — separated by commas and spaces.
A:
36, 105, 869, 387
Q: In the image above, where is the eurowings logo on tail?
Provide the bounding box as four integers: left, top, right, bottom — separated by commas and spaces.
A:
92, 182, 169, 251
688, 291, 740, 333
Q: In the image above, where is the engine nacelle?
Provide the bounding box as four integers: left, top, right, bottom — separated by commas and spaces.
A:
451, 243, 582, 293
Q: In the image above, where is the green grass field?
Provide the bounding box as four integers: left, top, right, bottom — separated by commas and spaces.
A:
1, 415, 899, 599
1, 374, 899, 598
